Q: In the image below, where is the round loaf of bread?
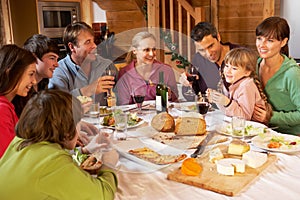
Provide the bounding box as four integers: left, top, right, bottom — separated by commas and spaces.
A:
175, 117, 206, 135
151, 112, 175, 132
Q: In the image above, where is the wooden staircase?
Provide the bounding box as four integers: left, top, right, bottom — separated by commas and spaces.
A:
93, 0, 147, 34
94, 0, 280, 69
93, 0, 206, 67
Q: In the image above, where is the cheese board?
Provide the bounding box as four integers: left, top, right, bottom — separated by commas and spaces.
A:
167, 145, 277, 196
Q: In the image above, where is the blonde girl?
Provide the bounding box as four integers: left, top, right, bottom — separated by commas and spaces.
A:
208, 47, 272, 122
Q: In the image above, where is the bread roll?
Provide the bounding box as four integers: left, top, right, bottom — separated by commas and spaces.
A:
77, 96, 92, 104
80, 155, 102, 174
151, 112, 175, 132
175, 117, 206, 135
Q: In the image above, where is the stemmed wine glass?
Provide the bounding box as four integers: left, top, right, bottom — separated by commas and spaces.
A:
105, 66, 116, 97
133, 85, 147, 115
184, 64, 198, 96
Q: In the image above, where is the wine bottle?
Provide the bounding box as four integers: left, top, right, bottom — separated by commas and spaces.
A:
156, 71, 168, 113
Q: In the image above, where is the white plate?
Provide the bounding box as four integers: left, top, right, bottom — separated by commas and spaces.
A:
100, 119, 145, 129
251, 132, 300, 153
127, 126, 158, 138
113, 138, 187, 170
172, 102, 197, 112
215, 120, 267, 138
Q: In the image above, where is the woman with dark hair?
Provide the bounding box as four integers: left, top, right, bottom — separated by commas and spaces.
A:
253, 16, 300, 135
0, 44, 36, 157
0, 90, 118, 199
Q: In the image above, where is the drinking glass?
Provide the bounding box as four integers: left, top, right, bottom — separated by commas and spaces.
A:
114, 113, 128, 140
184, 65, 198, 96
105, 66, 116, 97
133, 85, 147, 114
231, 116, 246, 139
99, 128, 114, 152
196, 93, 210, 115
89, 102, 99, 118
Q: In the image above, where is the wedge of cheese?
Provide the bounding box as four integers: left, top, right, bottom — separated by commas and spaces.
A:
216, 158, 245, 176
228, 139, 250, 155
209, 147, 224, 163
242, 151, 268, 168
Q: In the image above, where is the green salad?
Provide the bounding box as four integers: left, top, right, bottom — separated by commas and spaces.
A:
102, 110, 142, 127
258, 133, 300, 149
225, 124, 266, 136
72, 148, 89, 166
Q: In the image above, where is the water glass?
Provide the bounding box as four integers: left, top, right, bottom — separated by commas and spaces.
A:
114, 113, 128, 140
99, 128, 114, 152
231, 116, 246, 138
89, 103, 99, 117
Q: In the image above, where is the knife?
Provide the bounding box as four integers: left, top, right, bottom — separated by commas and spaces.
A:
190, 132, 215, 158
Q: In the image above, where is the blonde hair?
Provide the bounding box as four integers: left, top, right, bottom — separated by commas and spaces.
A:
125, 31, 156, 64
221, 47, 273, 123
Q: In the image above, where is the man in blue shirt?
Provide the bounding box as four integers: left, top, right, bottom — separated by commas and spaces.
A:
49, 22, 117, 105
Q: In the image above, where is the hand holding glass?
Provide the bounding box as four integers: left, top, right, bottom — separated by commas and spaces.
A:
196, 94, 210, 115
105, 66, 116, 97
99, 128, 114, 152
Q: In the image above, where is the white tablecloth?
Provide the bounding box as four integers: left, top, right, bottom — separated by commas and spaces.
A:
84, 104, 300, 199
115, 151, 300, 200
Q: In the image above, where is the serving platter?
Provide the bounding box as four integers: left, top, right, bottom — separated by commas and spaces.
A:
151, 131, 229, 149
251, 132, 300, 153
113, 138, 187, 171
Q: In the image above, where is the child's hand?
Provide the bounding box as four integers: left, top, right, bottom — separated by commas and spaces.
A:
210, 90, 230, 106
179, 72, 190, 86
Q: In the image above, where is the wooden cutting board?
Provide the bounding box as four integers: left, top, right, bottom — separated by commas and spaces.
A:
167, 145, 277, 196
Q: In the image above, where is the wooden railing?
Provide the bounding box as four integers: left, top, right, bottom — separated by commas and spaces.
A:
147, 0, 206, 67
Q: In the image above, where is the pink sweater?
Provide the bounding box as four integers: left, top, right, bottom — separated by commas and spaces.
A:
218, 77, 266, 120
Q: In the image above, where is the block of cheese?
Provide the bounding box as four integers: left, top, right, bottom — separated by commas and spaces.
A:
209, 147, 224, 163
242, 151, 268, 168
228, 139, 250, 155
174, 117, 206, 135
216, 158, 246, 176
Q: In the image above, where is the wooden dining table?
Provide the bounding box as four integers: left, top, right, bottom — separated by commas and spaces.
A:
82, 101, 300, 200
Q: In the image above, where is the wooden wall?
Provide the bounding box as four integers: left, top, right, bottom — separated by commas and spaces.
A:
211, 0, 281, 49
94, 0, 146, 34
